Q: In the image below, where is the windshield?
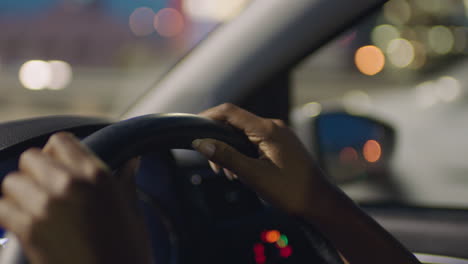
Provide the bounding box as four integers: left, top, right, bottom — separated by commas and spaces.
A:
0, 0, 250, 121
293, 0, 468, 208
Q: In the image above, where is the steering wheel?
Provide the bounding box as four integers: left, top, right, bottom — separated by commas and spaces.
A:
0, 114, 344, 264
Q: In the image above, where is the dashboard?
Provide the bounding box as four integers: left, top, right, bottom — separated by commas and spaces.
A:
138, 151, 330, 264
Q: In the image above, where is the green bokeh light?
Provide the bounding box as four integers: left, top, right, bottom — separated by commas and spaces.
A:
277, 234, 289, 248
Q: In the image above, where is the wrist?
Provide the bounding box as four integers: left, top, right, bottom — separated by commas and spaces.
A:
301, 172, 351, 222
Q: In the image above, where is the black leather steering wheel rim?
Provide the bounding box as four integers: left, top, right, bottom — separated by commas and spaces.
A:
82, 114, 258, 170
2, 114, 344, 264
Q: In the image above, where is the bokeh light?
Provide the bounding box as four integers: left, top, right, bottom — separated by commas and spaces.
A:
371, 24, 400, 50
129, 7, 156, 37
435, 76, 461, 102
302, 102, 322, 117
340, 147, 359, 164
19, 60, 73, 91
256, 230, 292, 263
354, 45, 385, 76
276, 235, 289, 248
255, 255, 266, 264
183, 0, 249, 22
415, 76, 463, 108
264, 230, 280, 243
154, 8, 185, 38
19, 60, 52, 90
415, 81, 438, 108
387, 38, 415, 68
48, 60, 73, 90
279, 246, 293, 258
383, 0, 411, 25
428, 26, 454, 55
253, 243, 264, 255
363, 140, 382, 163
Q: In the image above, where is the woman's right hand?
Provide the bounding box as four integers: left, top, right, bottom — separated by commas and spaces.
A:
192, 103, 332, 217
193, 104, 421, 264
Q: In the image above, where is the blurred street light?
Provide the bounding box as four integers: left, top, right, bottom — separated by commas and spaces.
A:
154, 8, 185, 38
129, 7, 156, 37
371, 24, 400, 50
19, 60, 52, 90
354, 45, 385, 76
383, 0, 411, 25
19, 60, 73, 91
183, 0, 249, 22
387, 38, 415, 68
428, 26, 454, 55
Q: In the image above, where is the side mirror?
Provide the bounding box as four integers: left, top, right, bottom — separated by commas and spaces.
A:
294, 111, 396, 183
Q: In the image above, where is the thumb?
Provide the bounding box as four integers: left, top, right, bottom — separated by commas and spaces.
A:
192, 138, 256, 177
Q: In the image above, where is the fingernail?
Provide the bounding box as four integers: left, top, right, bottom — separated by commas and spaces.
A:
192, 139, 215, 158
224, 168, 235, 181
209, 161, 220, 174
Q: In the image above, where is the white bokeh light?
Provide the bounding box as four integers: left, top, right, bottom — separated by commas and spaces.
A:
428, 26, 454, 55
387, 38, 415, 68
19, 60, 73, 90
371, 24, 400, 50
19, 60, 52, 90
435, 76, 461, 102
183, 0, 249, 22
415, 81, 438, 108
302, 102, 322, 117
383, 0, 411, 25
48, 60, 73, 90
414, 76, 462, 109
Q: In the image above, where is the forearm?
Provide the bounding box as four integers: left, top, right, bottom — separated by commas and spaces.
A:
303, 178, 421, 264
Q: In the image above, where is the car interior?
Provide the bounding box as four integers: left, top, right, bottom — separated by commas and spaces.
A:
0, 0, 468, 264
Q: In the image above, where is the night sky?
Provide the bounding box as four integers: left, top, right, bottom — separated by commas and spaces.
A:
0, 0, 169, 19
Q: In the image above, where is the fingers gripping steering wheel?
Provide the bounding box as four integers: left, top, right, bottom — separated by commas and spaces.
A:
1, 114, 344, 264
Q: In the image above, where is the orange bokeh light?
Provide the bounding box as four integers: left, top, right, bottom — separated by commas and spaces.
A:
339, 147, 359, 164
154, 8, 185, 38
265, 230, 281, 243
354, 45, 385, 76
363, 140, 382, 163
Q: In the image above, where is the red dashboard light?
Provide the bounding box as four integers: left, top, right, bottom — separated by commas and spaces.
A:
255, 255, 266, 264
279, 245, 293, 258
253, 243, 265, 255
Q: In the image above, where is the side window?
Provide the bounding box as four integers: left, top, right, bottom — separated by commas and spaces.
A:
292, 0, 468, 207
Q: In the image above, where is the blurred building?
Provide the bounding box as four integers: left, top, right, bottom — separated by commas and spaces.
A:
0, 0, 185, 67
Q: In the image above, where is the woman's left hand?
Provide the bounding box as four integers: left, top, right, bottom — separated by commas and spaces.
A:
0, 132, 152, 264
